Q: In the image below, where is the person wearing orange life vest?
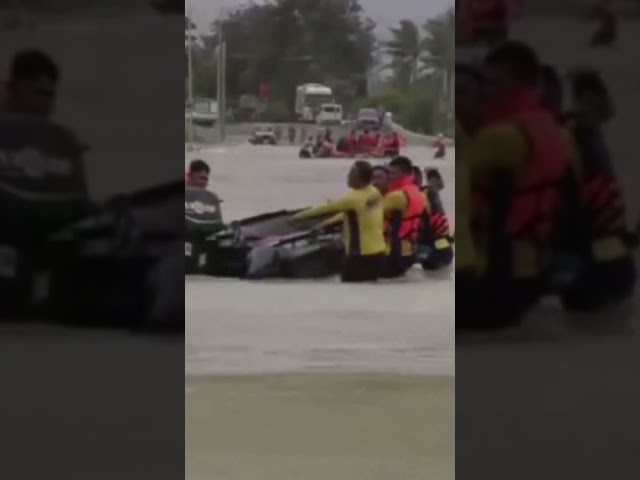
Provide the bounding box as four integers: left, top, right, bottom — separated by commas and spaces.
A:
459, 41, 573, 331
381, 156, 427, 278
419, 168, 454, 271
554, 68, 636, 311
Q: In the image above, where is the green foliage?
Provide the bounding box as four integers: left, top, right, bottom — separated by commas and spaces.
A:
380, 7, 454, 131
356, 92, 409, 116
185, 2, 454, 135
187, 0, 376, 109
396, 95, 436, 135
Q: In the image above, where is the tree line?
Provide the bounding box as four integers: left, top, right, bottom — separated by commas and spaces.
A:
185, 0, 454, 135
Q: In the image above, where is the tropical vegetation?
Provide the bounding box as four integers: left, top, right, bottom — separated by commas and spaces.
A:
185, 0, 454, 135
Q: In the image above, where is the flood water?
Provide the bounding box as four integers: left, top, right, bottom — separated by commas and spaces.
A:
185, 144, 456, 480
185, 145, 455, 375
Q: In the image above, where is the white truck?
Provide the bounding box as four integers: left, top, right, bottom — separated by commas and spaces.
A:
294, 84, 342, 124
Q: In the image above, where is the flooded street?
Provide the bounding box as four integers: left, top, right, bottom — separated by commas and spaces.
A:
185, 144, 455, 480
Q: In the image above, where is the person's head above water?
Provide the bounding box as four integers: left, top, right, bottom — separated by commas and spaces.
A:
568, 67, 614, 123
388, 156, 413, 185
372, 165, 390, 194
412, 166, 423, 187
483, 41, 540, 100
347, 160, 374, 189
425, 168, 444, 192
7, 49, 59, 118
187, 159, 210, 188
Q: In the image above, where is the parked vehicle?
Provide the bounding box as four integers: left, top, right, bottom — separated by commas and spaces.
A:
248, 125, 277, 145
356, 108, 382, 131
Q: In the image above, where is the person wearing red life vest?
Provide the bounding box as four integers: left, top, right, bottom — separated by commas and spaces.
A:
381, 156, 427, 278
382, 130, 401, 157
459, 41, 573, 331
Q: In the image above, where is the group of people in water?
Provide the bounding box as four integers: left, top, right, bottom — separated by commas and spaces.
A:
299, 127, 407, 159
187, 153, 453, 283
456, 39, 637, 331
292, 156, 453, 282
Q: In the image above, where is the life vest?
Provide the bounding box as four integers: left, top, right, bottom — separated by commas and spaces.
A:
565, 116, 626, 238
383, 133, 399, 149
473, 107, 571, 247
385, 178, 427, 255
425, 188, 451, 239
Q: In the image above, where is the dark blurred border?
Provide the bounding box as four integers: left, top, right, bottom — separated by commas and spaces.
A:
456, 2, 640, 479
0, 2, 184, 479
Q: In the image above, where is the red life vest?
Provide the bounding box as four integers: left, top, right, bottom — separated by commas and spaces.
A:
385, 177, 427, 252
474, 91, 571, 246
566, 117, 626, 236
581, 175, 625, 234
508, 110, 569, 243
425, 189, 451, 238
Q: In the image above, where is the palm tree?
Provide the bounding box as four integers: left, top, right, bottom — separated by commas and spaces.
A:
420, 8, 455, 114
383, 19, 422, 90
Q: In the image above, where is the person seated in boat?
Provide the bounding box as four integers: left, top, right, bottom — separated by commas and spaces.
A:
292, 160, 386, 282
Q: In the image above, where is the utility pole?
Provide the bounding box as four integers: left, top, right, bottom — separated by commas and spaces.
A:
216, 20, 226, 143
186, 5, 195, 149
187, 23, 195, 148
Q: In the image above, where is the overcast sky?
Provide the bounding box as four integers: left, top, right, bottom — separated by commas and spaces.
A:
186, 0, 453, 39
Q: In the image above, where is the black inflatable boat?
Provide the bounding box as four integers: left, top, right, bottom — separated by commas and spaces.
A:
199, 209, 344, 279
46, 180, 185, 331
0, 113, 184, 331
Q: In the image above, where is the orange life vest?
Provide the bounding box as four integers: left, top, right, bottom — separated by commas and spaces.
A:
473, 108, 571, 247
508, 110, 570, 244
385, 178, 427, 256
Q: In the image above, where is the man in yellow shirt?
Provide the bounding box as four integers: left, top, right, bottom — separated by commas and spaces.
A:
292, 160, 386, 282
